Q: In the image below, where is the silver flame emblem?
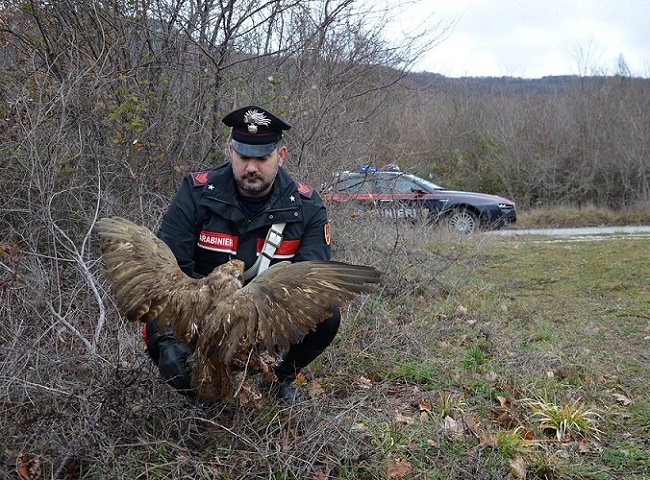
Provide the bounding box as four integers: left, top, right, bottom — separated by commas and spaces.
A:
244, 109, 271, 134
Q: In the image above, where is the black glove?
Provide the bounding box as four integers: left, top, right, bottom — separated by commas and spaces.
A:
157, 330, 193, 394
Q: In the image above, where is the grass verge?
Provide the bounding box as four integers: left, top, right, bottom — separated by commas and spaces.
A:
2, 216, 649, 479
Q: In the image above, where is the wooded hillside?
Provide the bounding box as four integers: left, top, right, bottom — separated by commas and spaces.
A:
2, 1, 649, 224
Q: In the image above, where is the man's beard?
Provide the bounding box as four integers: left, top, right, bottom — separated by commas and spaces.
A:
236, 166, 278, 194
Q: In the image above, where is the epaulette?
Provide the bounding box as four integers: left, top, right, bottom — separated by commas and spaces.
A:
296, 182, 313, 199
190, 170, 211, 188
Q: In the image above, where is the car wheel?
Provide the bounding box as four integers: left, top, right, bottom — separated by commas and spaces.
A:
446, 208, 478, 234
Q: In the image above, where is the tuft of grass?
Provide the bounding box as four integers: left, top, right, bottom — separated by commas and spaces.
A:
462, 344, 487, 371
391, 359, 443, 388
526, 398, 603, 441
494, 427, 536, 457
433, 391, 466, 418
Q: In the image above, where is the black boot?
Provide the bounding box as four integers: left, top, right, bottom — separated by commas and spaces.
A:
262, 344, 325, 405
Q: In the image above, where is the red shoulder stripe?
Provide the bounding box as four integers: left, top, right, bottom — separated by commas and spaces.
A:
190, 170, 210, 187
297, 182, 313, 199
255, 237, 301, 258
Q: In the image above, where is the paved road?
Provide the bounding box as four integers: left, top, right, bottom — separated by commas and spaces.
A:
488, 225, 650, 241
494, 226, 650, 236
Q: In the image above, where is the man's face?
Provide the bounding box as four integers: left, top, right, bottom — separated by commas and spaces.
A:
229, 144, 287, 197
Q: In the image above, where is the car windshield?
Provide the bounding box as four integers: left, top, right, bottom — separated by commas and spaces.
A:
404, 175, 445, 192
376, 175, 414, 193
328, 175, 372, 193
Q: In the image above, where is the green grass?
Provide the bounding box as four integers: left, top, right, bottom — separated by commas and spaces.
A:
2, 214, 650, 479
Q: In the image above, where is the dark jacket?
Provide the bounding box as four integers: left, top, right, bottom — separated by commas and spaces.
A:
157, 162, 331, 277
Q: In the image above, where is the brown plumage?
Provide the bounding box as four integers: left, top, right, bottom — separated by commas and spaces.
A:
95, 216, 381, 401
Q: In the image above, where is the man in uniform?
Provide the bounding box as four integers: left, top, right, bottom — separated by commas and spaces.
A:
142, 105, 339, 405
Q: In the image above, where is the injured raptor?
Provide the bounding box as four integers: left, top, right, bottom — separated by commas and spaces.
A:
95, 216, 381, 401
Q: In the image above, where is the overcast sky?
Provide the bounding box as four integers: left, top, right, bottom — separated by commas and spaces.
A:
394, 0, 650, 78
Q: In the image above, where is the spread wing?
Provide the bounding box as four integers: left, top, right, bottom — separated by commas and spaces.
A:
94, 216, 222, 346
200, 260, 382, 371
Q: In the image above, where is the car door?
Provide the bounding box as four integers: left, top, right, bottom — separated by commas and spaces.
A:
328, 174, 375, 217
406, 176, 451, 219
371, 174, 424, 221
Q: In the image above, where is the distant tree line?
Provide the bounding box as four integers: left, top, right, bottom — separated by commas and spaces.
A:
396, 74, 650, 209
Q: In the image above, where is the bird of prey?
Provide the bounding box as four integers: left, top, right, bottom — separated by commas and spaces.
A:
95, 216, 381, 401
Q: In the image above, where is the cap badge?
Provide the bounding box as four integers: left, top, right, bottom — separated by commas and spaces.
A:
244, 109, 271, 134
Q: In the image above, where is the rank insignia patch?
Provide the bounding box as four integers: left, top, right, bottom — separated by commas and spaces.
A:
190, 170, 210, 187
297, 182, 313, 198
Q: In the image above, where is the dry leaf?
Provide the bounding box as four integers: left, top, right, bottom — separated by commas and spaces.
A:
311, 469, 328, 480
519, 427, 534, 441
295, 372, 308, 386
386, 459, 412, 479
16, 454, 41, 480
495, 410, 516, 429
16, 462, 29, 480
509, 457, 527, 479
479, 434, 498, 448
239, 391, 252, 406
578, 439, 591, 453
353, 375, 374, 389
308, 379, 325, 398
351, 423, 367, 432
465, 415, 481, 435
418, 399, 433, 412
442, 415, 464, 438
533, 277, 559, 284
394, 411, 416, 425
